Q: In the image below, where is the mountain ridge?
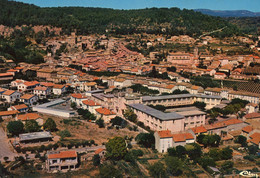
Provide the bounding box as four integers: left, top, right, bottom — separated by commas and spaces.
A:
194, 9, 260, 17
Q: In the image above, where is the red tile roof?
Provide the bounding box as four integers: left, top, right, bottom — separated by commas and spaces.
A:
95, 148, 105, 155
244, 112, 260, 119
11, 104, 28, 110
0, 110, 19, 116
191, 126, 207, 134
34, 86, 48, 91
82, 100, 100, 106
21, 94, 35, 100
242, 125, 253, 133
71, 93, 87, 99
17, 113, 40, 121
157, 130, 172, 138
48, 150, 77, 159
2, 90, 15, 96
172, 133, 194, 142
95, 108, 115, 115
249, 132, 260, 145
53, 84, 65, 89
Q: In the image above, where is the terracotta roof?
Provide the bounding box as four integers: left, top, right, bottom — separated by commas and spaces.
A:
172, 133, 194, 142
249, 132, 260, 145
11, 104, 28, 110
0, 110, 19, 116
2, 90, 15, 96
34, 86, 48, 91
82, 100, 100, 106
95, 148, 105, 155
71, 93, 87, 99
242, 125, 253, 133
244, 112, 260, 119
95, 108, 115, 115
223, 119, 243, 126
0, 73, 13, 77
191, 126, 207, 134
17, 113, 40, 121
53, 84, 65, 89
48, 150, 77, 159
21, 94, 35, 100
23, 81, 39, 87
157, 130, 172, 138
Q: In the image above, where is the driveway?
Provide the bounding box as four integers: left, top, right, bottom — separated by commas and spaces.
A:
0, 128, 18, 161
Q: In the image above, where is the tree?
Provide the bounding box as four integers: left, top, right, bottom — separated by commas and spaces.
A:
209, 148, 220, 161
235, 135, 247, 147
199, 156, 216, 169
93, 154, 100, 166
99, 164, 122, 178
165, 156, 183, 176
167, 147, 177, 157
24, 120, 40, 133
135, 133, 155, 148
185, 143, 202, 161
193, 101, 206, 110
59, 129, 71, 139
221, 161, 234, 170
43, 118, 57, 131
175, 145, 186, 158
110, 116, 126, 128
149, 161, 167, 178
106, 137, 127, 160
220, 147, 233, 160
7, 121, 24, 136
248, 145, 258, 155
96, 118, 105, 128
70, 102, 77, 109
123, 108, 137, 123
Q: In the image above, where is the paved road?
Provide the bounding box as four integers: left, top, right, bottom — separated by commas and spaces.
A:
0, 128, 17, 161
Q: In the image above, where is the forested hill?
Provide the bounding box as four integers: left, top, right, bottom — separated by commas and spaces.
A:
0, 0, 239, 37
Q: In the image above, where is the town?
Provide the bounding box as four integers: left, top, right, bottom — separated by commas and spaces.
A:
0, 1, 260, 177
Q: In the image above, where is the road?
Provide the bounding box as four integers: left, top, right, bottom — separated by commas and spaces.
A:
0, 128, 18, 162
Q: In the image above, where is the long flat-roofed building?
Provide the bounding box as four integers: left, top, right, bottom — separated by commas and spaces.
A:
19, 131, 52, 144
127, 103, 206, 132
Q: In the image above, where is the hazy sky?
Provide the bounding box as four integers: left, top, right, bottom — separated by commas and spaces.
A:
14, 0, 260, 12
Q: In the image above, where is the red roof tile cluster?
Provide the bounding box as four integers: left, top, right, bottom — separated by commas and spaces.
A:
244, 112, 260, 119
157, 130, 172, 138
71, 93, 87, 99
0, 110, 19, 116
34, 86, 48, 91
191, 126, 207, 134
21, 94, 35, 100
2, 90, 16, 96
17, 113, 40, 121
82, 100, 100, 106
242, 125, 253, 133
11, 104, 28, 110
48, 150, 77, 159
172, 133, 194, 142
95, 148, 105, 155
95, 108, 115, 115
248, 132, 260, 145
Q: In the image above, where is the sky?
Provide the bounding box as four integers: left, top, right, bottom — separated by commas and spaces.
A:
14, 0, 260, 12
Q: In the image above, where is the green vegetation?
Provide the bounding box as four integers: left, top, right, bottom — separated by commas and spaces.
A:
197, 134, 221, 147
0, 0, 239, 37
77, 108, 96, 120
99, 164, 122, 178
106, 137, 127, 161
58, 129, 72, 139
129, 84, 159, 95
149, 161, 167, 178
191, 75, 220, 89
110, 116, 127, 128
193, 101, 206, 110
93, 154, 100, 166
135, 133, 155, 148
43, 118, 57, 131
96, 118, 105, 128
235, 135, 247, 147
24, 120, 40, 133
123, 108, 137, 123
7, 121, 24, 136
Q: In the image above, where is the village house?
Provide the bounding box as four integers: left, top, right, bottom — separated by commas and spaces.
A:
80, 82, 97, 92
16, 113, 43, 126
37, 68, 57, 80
245, 103, 259, 114
248, 132, 260, 149
214, 72, 227, 79
82, 100, 101, 114
228, 91, 260, 104
167, 52, 194, 65
53, 85, 67, 95
0, 73, 14, 81
95, 107, 116, 123
0, 110, 19, 119
46, 150, 78, 172
154, 130, 195, 153
17, 81, 40, 92
241, 125, 254, 137
70, 93, 88, 106
34, 86, 52, 98
1, 90, 21, 103
243, 112, 260, 121
19, 131, 53, 144
8, 104, 29, 113
94, 148, 106, 160
20, 94, 38, 106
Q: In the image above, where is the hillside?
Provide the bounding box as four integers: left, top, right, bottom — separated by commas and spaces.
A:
0, 0, 239, 37
195, 9, 260, 17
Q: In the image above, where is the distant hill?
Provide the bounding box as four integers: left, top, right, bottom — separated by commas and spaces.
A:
194, 9, 260, 17
0, 0, 239, 37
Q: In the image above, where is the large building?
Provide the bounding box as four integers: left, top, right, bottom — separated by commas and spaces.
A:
127, 104, 206, 132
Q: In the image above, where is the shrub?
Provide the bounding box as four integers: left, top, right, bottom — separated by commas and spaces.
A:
59, 129, 71, 138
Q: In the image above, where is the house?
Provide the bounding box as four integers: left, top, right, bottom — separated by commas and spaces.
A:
82, 100, 101, 114
20, 94, 38, 106
242, 125, 254, 137
172, 132, 195, 147
154, 130, 195, 153
53, 85, 67, 95
16, 113, 43, 126
243, 112, 260, 121
34, 86, 52, 98
80, 82, 97, 91
154, 130, 173, 153
248, 132, 260, 149
189, 125, 207, 136
17, 81, 40, 92
0, 73, 13, 81
95, 107, 116, 123
214, 72, 226, 79
46, 150, 78, 172
8, 104, 29, 113
0, 110, 19, 119
70, 93, 88, 106
94, 148, 106, 160
1, 90, 21, 103
245, 103, 259, 114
